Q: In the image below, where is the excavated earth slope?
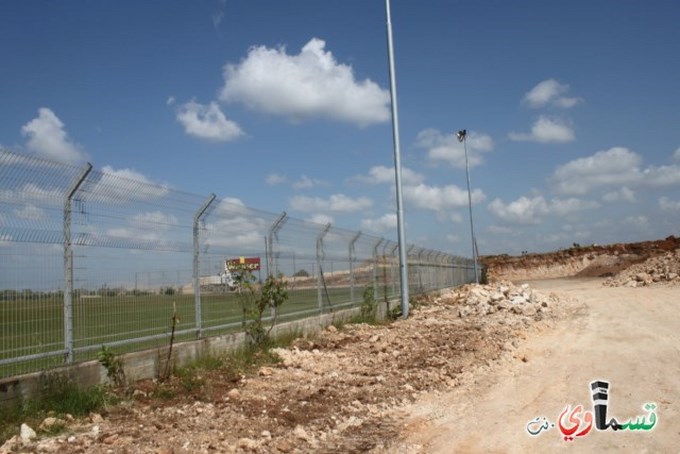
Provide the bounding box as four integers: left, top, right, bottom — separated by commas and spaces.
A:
481, 236, 680, 281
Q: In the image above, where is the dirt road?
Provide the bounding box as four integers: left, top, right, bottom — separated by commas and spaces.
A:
398, 278, 680, 453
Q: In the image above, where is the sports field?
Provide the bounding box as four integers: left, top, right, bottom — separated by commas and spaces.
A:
0, 285, 389, 378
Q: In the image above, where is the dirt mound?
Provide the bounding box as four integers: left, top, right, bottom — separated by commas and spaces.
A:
603, 249, 680, 287
482, 236, 680, 281
1, 283, 566, 453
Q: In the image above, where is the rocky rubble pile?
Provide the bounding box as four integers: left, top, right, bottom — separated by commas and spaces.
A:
1, 282, 563, 454
449, 281, 557, 319
603, 249, 680, 287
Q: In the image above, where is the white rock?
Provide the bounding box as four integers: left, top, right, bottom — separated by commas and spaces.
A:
294, 425, 310, 441
258, 367, 274, 377
489, 292, 504, 303
510, 296, 527, 305
20, 423, 37, 441
238, 438, 258, 450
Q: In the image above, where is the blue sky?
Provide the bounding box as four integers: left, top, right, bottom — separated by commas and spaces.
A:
2, 0, 680, 256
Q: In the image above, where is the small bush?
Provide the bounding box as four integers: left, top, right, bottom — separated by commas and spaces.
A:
97, 345, 125, 386
238, 272, 289, 347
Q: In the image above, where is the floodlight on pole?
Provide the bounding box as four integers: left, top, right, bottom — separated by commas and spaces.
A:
457, 129, 479, 283
385, 0, 409, 318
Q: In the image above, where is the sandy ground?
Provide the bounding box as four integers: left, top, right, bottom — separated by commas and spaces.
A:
397, 278, 680, 453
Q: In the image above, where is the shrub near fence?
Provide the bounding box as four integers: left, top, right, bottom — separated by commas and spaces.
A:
0, 149, 478, 379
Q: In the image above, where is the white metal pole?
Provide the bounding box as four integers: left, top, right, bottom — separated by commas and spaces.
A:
462, 136, 479, 283
385, 0, 410, 318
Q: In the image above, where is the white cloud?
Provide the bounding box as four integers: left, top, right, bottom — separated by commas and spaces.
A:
487, 195, 599, 225
445, 234, 461, 244
674, 147, 680, 161
416, 129, 494, 169
211, 197, 251, 218
83, 166, 169, 204
642, 165, 680, 186
205, 217, 265, 248
176, 100, 243, 142
602, 187, 636, 203
551, 147, 680, 195
14, 204, 47, 220
659, 196, 680, 211
0, 183, 64, 206
104, 211, 179, 246
352, 165, 424, 186
21, 108, 87, 164
508, 116, 575, 143
205, 198, 266, 248
551, 147, 642, 195
212, 11, 224, 29
0, 233, 12, 247
166, 96, 176, 106
129, 211, 178, 228
293, 175, 328, 189
220, 38, 390, 126
361, 213, 397, 233
290, 194, 372, 213
624, 215, 649, 230
266, 173, 287, 185
403, 183, 485, 212
523, 79, 582, 109
487, 225, 513, 234
307, 214, 334, 225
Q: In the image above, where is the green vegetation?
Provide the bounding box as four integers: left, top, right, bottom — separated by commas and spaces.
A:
96, 345, 125, 386
0, 373, 117, 442
1, 271, 412, 379
237, 272, 289, 346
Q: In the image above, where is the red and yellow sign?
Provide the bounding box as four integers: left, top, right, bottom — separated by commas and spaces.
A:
226, 256, 261, 272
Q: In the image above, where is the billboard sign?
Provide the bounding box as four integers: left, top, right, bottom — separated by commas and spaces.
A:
226, 256, 261, 272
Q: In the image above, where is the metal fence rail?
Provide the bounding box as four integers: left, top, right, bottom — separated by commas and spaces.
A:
0, 149, 478, 379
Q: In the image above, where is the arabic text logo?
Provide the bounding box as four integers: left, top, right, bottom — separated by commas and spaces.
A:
526, 380, 657, 441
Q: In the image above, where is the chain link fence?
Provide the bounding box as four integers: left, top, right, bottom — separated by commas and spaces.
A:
0, 148, 478, 379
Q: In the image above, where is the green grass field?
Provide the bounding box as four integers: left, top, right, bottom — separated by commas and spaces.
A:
0, 285, 393, 378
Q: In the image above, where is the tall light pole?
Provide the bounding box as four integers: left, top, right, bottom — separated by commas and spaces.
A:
457, 129, 479, 283
385, 0, 409, 318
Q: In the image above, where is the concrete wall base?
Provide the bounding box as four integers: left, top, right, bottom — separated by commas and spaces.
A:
1, 299, 398, 407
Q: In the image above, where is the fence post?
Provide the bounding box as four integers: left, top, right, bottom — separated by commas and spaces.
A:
390, 243, 399, 297
418, 249, 425, 291
63, 163, 93, 364
406, 244, 415, 293
267, 212, 287, 278
438, 253, 445, 288
372, 238, 384, 296
349, 231, 362, 304
380, 240, 390, 302
316, 223, 331, 313
193, 193, 216, 339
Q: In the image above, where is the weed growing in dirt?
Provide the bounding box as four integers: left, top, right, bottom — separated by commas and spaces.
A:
0, 373, 117, 442
237, 272, 289, 347
97, 345, 126, 386
143, 330, 298, 404
350, 285, 378, 324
